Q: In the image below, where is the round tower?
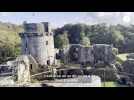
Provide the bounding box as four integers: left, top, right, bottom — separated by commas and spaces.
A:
19, 22, 55, 67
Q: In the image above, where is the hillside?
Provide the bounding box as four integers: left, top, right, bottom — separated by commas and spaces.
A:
0, 21, 23, 46
0, 21, 23, 63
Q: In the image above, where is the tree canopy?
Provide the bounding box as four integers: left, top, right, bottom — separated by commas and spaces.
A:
54, 23, 134, 53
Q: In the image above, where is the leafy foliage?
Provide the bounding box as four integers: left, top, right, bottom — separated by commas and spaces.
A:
54, 31, 69, 49
0, 22, 22, 64
1, 21, 134, 64
54, 23, 134, 53
80, 36, 90, 47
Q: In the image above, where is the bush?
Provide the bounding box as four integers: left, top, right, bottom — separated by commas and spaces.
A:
0, 43, 21, 64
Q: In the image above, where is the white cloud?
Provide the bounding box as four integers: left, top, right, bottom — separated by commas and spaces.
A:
1, 12, 134, 26
123, 16, 131, 23
97, 12, 114, 17
0, 12, 10, 16
84, 12, 134, 25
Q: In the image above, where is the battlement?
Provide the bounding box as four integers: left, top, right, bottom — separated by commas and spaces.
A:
23, 22, 52, 34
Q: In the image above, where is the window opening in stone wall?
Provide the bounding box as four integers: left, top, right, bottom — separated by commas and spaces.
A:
46, 33, 49, 36
50, 32, 52, 35
46, 26, 48, 32
30, 64, 32, 70
47, 60, 50, 65
46, 41, 48, 45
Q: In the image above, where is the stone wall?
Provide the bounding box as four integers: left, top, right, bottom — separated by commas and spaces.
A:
15, 55, 31, 84
42, 75, 101, 87
63, 44, 117, 65
19, 22, 55, 67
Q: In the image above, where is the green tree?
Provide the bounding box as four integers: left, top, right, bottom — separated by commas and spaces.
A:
0, 41, 21, 64
54, 23, 133, 53
109, 27, 124, 46
80, 36, 90, 47
80, 32, 85, 40
54, 31, 69, 49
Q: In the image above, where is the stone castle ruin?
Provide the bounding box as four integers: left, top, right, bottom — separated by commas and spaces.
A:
0, 21, 129, 87
16, 22, 121, 83
0, 22, 58, 85
58, 44, 118, 66
57, 44, 120, 81
19, 22, 56, 73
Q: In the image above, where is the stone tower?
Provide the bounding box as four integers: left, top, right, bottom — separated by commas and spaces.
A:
19, 22, 55, 67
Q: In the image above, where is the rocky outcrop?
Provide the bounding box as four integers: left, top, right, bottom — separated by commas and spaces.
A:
122, 59, 134, 82
84, 67, 119, 81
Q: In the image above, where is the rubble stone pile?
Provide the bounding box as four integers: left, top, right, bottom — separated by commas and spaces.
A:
122, 59, 134, 82
57, 44, 120, 81
127, 53, 134, 59
84, 67, 119, 81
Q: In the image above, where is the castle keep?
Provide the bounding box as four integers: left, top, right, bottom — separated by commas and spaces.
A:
19, 22, 55, 67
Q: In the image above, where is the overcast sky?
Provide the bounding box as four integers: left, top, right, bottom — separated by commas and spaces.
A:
0, 12, 133, 28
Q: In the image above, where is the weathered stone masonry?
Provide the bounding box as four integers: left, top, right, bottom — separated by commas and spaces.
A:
19, 22, 55, 72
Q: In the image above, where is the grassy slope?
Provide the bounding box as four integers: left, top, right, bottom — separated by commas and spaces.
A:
116, 53, 129, 64
0, 22, 23, 46
101, 82, 128, 87
117, 53, 129, 62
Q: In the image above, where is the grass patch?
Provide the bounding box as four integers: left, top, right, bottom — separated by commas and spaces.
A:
116, 53, 129, 63
31, 78, 40, 83
101, 81, 128, 87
